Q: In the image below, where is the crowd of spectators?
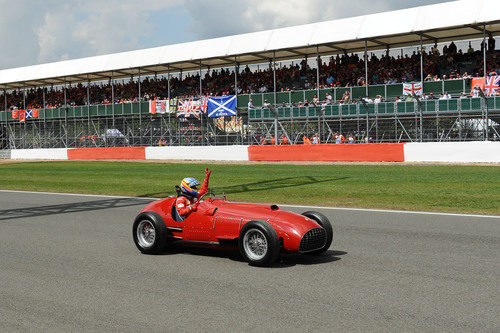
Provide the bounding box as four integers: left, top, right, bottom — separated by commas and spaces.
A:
2, 38, 498, 110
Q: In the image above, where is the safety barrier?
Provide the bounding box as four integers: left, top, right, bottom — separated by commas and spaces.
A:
10, 148, 69, 160
6, 142, 500, 163
67, 147, 146, 160
248, 143, 405, 162
146, 146, 249, 161
404, 141, 500, 163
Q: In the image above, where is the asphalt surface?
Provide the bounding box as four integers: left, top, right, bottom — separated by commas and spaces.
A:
0, 191, 498, 332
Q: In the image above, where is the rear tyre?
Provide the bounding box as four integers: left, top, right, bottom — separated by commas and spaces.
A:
239, 220, 279, 267
133, 212, 168, 254
301, 211, 333, 255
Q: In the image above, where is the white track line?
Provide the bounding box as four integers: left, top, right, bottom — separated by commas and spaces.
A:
0, 189, 498, 219
0, 189, 156, 200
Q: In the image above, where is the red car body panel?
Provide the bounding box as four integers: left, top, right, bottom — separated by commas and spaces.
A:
140, 196, 323, 253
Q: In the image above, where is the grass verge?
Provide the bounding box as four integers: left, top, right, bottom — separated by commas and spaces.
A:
0, 161, 498, 215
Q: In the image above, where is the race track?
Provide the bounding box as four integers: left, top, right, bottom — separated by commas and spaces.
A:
0, 190, 498, 332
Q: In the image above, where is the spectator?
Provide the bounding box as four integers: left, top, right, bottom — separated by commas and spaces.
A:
312, 94, 319, 105
325, 92, 333, 104
311, 133, 319, 144
248, 99, 254, 109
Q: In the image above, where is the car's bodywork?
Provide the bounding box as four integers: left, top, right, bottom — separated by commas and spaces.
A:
138, 195, 328, 253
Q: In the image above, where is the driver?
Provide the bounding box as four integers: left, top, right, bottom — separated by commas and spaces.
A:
175, 168, 212, 218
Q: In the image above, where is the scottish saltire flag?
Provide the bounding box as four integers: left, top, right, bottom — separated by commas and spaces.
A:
403, 82, 422, 96
207, 95, 237, 118
484, 76, 499, 96
25, 109, 33, 119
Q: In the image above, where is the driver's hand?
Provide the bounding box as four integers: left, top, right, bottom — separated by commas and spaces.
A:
191, 203, 198, 212
205, 167, 212, 177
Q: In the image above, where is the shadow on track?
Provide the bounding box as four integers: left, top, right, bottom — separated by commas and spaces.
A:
152, 246, 347, 268
140, 176, 349, 198
0, 197, 153, 221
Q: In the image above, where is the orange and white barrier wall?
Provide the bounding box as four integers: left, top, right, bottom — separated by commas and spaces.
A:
145, 145, 249, 161
6, 142, 500, 163
248, 143, 405, 162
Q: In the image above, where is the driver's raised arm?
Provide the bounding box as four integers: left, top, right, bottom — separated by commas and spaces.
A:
196, 168, 212, 199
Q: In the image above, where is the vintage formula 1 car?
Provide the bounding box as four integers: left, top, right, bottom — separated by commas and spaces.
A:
133, 193, 333, 266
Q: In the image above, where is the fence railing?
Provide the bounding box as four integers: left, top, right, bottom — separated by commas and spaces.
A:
1, 95, 498, 123
248, 97, 499, 121
237, 78, 470, 108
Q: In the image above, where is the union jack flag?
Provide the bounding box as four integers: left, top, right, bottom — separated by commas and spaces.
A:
484, 76, 499, 96
177, 98, 201, 119
200, 97, 208, 113
403, 82, 422, 96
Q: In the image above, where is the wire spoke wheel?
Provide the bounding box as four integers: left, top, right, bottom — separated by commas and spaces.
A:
243, 228, 268, 261
136, 220, 156, 248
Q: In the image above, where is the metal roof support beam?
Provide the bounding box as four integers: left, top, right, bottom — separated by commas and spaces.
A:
365, 40, 368, 97
414, 31, 436, 42
321, 44, 345, 52
273, 50, 277, 145
467, 24, 491, 35
316, 46, 320, 100
167, 65, 171, 101
215, 56, 234, 63
367, 38, 388, 47
284, 49, 306, 57
248, 54, 272, 62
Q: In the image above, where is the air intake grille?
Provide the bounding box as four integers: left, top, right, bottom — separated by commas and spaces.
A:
299, 228, 326, 252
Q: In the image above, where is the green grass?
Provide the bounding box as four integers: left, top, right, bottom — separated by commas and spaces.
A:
0, 161, 499, 215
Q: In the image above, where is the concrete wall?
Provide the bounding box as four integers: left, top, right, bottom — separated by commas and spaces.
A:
146, 145, 249, 161
6, 142, 500, 163
404, 142, 500, 163
11, 148, 68, 160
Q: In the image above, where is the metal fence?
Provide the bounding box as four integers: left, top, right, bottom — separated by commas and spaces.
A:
0, 96, 499, 149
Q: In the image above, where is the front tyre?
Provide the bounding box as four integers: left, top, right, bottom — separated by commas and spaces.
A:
133, 212, 168, 254
239, 220, 280, 267
301, 211, 333, 255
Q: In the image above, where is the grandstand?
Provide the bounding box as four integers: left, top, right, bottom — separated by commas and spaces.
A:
0, 0, 499, 149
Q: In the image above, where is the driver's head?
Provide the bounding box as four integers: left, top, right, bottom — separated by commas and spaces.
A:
180, 177, 200, 198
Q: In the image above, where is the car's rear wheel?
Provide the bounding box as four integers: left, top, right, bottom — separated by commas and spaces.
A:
239, 220, 279, 266
133, 212, 168, 254
301, 211, 333, 255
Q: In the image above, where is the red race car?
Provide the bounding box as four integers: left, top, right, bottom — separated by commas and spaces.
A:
133, 193, 333, 266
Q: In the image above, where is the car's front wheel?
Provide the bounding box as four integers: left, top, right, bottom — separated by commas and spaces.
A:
239, 220, 279, 266
133, 212, 168, 254
301, 211, 333, 255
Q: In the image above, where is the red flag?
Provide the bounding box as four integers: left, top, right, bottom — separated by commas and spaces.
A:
32, 109, 39, 118
149, 100, 156, 114
470, 77, 485, 96
19, 110, 26, 122
12, 110, 18, 119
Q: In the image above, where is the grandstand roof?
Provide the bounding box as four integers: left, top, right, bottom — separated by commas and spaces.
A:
1, 0, 499, 90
